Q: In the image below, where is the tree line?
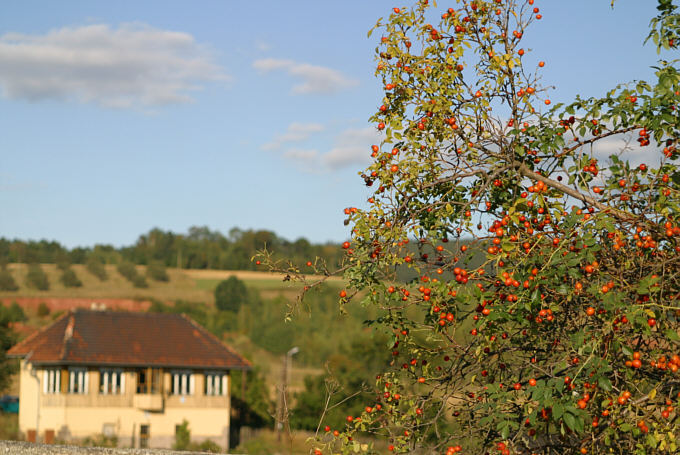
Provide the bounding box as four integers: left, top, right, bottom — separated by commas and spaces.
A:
0, 226, 344, 271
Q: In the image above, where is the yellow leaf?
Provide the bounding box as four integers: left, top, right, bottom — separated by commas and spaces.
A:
649, 388, 657, 400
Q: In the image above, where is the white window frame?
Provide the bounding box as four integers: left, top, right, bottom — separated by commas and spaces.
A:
171, 370, 194, 396
42, 368, 61, 394
68, 367, 89, 394
99, 369, 125, 395
204, 371, 228, 396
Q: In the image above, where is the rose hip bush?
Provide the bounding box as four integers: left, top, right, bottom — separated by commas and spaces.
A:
259, 1, 680, 453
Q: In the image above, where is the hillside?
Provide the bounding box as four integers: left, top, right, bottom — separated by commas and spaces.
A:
0, 263, 341, 304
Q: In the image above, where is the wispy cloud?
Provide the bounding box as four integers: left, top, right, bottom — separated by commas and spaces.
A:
322, 127, 380, 168
279, 126, 381, 171
262, 122, 325, 151
253, 58, 358, 95
0, 23, 227, 109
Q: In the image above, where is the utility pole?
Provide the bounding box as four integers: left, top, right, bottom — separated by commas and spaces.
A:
276, 347, 299, 442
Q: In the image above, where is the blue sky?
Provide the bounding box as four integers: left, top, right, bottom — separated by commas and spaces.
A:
0, 0, 665, 248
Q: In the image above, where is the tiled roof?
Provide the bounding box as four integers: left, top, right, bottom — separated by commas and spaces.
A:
7, 310, 251, 370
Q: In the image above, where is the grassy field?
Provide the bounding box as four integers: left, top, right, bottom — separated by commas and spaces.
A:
0, 264, 342, 304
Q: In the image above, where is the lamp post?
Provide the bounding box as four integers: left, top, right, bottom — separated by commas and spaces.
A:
277, 346, 299, 441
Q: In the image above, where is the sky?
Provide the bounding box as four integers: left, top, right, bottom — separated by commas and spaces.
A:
0, 0, 666, 248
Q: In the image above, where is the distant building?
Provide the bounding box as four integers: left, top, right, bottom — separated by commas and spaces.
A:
8, 309, 250, 449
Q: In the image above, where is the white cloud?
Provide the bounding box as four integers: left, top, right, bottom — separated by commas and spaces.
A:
283, 148, 319, 162
0, 23, 227, 108
322, 127, 381, 168
276, 125, 381, 171
262, 122, 325, 151
253, 58, 358, 94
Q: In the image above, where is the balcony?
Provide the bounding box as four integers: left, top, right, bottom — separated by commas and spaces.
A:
133, 393, 163, 411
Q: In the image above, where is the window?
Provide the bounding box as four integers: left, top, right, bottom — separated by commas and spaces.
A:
136, 368, 162, 394
139, 424, 150, 448
42, 368, 60, 394
68, 368, 88, 394
171, 370, 194, 395
204, 372, 228, 396
100, 369, 125, 394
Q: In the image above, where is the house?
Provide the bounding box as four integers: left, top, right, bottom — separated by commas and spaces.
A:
7, 309, 251, 449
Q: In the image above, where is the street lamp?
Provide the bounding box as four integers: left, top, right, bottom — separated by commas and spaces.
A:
277, 346, 299, 441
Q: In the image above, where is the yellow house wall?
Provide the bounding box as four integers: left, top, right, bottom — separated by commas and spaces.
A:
17, 363, 232, 449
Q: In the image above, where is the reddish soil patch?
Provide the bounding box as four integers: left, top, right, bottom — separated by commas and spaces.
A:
1, 297, 151, 313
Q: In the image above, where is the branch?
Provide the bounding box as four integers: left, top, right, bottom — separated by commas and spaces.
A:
517, 163, 640, 224
556, 125, 640, 158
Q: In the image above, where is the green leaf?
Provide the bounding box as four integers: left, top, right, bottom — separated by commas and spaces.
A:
563, 412, 577, 431
666, 329, 680, 342
598, 377, 613, 392
553, 403, 564, 420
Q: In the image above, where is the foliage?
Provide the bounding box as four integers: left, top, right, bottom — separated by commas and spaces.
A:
0, 302, 27, 323
172, 419, 222, 453
25, 263, 48, 291
231, 366, 275, 427
37, 302, 50, 318
85, 256, 108, 281
0, 226, 345, 272
116, 261, 147, 288
0, 309, 18, 393
0, 266, 18, 291
59, 267, 82, 288
0, 414, 18, 440
148, 299, 209, 327
215, 276, 248, 313
240, 285, 378, 365
260, 1, 680, 454
146, 260, 169, 282
173, 419, 191, 450
79, 433, 118, 448
290, 332, 391, 431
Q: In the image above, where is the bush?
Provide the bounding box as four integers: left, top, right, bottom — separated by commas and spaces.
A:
130, 274, 148, 288
60, 267, 82, 288
37, 302, 50, 318
261, 2, 680, 454
0, 302, 26, 324
146, 261, 169, 282
85, 257, 107, 281
117, 261, 147, 288
172, 420, 222, 453
25, 264, 48, 291
214, 276, 247, 313
0, 268, 18, 291
80, 434, 118, 448
172, 420, 191, 450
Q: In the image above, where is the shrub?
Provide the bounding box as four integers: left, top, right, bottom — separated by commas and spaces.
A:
60, 267, 82, 288
37, 302, 51, 318
172, 420, 191, 450
117, 261, 147, 288
0, 268, 18, 291
146, 261, 169, 282
85, 256, 107, 281
214, 276, 247, 313
0, 302, 25, 324
130, 274, 148, 289
25, 264, 48, 291
261, 1, 680, 454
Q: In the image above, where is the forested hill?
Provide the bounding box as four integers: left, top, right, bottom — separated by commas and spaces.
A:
0, 227, 344, 270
